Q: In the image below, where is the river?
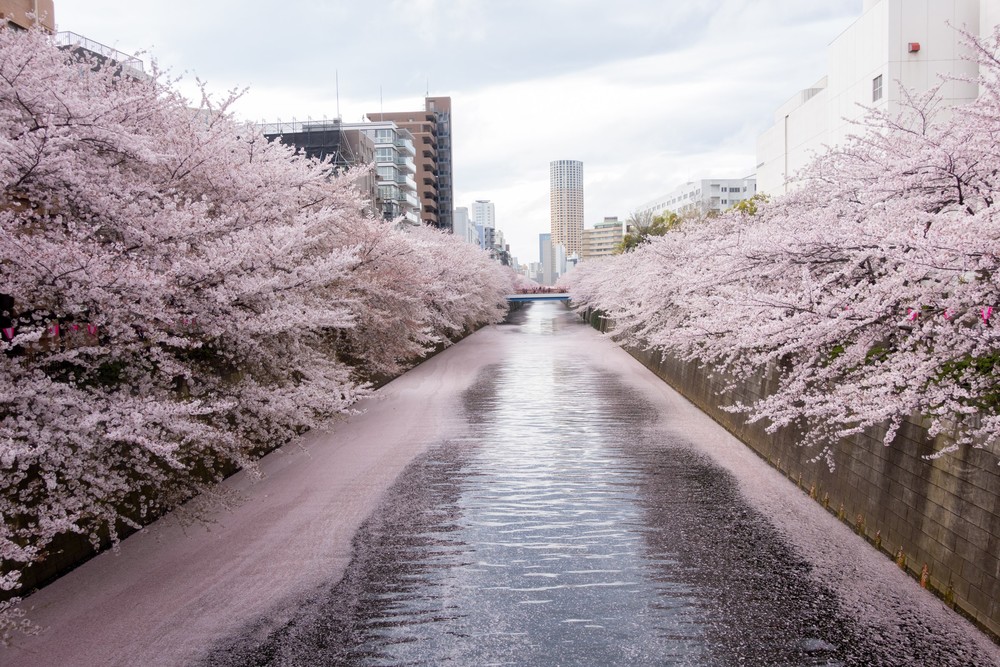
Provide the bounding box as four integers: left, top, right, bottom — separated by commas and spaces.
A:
198, 301, 999, 667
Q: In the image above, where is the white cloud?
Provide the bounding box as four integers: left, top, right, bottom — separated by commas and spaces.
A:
55, 0, 862, 263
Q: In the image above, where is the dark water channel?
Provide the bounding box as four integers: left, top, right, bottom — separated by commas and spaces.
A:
203, 302, 983, 666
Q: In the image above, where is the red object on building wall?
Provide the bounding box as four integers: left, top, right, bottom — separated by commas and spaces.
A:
908, 42, 921, 53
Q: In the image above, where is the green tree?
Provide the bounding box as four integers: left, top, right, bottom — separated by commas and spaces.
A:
729, 192, 770, 217
616, 210, 681, 253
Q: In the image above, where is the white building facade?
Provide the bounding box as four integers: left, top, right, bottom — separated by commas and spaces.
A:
757, 0, 992, 195
472, 199, 496, 251
636, 178, 757, 219
452, 206, 479, 246
539, 233, 554, 286
340, 121, 420, 225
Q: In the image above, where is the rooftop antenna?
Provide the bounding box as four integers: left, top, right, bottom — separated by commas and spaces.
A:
335, 69, 341, 120
426, 77, 429, 97
379, 85, 383, 121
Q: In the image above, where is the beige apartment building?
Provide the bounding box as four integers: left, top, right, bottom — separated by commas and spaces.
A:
582, 217, 623, 260
0, 0, 55, 31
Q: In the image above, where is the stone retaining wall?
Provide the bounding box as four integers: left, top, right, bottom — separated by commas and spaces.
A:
584, 308, 1000, 640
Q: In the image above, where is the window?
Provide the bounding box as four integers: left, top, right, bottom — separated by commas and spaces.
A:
873, 74, 883, 102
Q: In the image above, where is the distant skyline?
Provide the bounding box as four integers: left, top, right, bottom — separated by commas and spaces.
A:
56, 0, 863, 264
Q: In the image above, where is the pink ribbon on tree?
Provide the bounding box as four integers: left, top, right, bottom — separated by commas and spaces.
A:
943, 309, 953, 320
907, 308, 919, 321
86, 324, 98, 336
71, 324, 80, 332
2, 327, 14, 340
983, 306, 993, 323
48, 323, 60, 338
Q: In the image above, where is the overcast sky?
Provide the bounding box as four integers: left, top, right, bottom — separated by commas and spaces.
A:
56, 0, 862, 265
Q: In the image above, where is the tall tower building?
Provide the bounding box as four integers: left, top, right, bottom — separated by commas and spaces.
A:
367, 96, 453, 231
549, 160, 584, 258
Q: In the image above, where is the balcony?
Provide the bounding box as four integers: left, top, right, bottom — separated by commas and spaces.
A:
394, 138, 415, 156
395, 157, 416, 173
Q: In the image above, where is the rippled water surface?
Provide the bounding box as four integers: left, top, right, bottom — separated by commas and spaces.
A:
204, 302, 988, 666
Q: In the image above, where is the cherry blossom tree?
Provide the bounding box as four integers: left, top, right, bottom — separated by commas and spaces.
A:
0, 27, 513, 643
569, 29, 1000, 470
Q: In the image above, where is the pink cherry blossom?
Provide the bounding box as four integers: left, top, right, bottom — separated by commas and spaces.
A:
568, 28, 1000, 472
0, 27, 514, 643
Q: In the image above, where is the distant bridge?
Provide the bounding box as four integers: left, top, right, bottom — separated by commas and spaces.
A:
506, 293, 570, 302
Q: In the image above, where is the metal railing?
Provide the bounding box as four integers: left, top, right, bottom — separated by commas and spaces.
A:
258, 118, 343, 136
55, 31, 145, 74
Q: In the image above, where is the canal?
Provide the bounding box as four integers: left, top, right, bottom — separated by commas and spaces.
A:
200, 301, 999, 667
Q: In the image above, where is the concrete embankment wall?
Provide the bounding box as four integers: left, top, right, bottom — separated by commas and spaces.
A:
583, 308, 1000, 640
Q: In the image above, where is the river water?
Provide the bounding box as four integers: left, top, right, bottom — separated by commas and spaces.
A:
202, 301, 995, 666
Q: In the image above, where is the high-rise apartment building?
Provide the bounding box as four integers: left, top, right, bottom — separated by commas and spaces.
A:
472, 200, 495, 230
472, 199, 495, 250
757, 0, 993, 195
349, 122, 419, 225
261, 119, 418, 225
367, 96, 453, 231
549, 160, 584, 258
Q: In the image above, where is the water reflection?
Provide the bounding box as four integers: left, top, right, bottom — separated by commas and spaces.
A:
203, 302, 984, 666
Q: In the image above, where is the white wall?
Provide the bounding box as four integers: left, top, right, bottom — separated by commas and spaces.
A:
758, 0, 985, 196
984, 0, 1000, 40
